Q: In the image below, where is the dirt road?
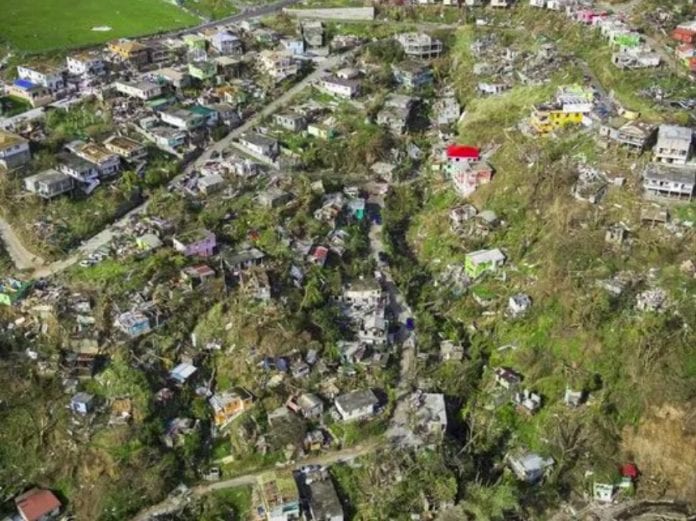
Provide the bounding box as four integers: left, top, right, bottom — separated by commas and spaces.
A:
367, 194, 416, 396
0, 217, 45, 272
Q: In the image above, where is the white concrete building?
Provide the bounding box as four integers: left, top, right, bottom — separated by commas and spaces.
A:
114, 80, 162, 100
76, 143, 121, 177
66, 53, 106, 77
395, 32, 443, 59
160, 109, 206, 131
334, 389, 379, 421
320, 75, 360, 98
258, 50, 298, 82
653, 124, 693, 165
17, 65, 65, 91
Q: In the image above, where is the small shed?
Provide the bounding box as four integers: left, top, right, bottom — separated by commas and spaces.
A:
169, 362, 198, 384
70, 392, 95, 415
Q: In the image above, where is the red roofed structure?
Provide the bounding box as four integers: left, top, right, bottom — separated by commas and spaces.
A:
621, 463, 639, 480
15, 488, 62, 521
673, 21, 696, 45
446, 145, 480, 161
310, 246, 329, 267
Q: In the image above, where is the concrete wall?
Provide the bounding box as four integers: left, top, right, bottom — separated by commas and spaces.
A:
283, 7, 375, 21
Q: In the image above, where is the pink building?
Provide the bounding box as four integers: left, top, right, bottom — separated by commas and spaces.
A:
173, 229, 217, 257
576, 9, 607, 24
452, 161, 494, 197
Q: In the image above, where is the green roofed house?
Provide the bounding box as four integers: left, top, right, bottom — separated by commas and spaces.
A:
183, 34, 207, 50
190, 105, 218, 126
145, 97, 175, 112
614, 32, 641, 48
188, 61, 217, 81
0, 278, 32, 306
465, 248, 506, 278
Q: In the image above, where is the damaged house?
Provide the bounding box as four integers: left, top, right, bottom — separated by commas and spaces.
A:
653, 124, 693, 165
377, 94, 417, 135
642, 163, 695, 201
340, 278, 388, 347
395, 32, 442, 59
572, 164, 608, 204
432, 95, 461, 127
392, 60, 433, 90
612, 46, 661, 69
387, 390, 447, 448
599, 119, 657, 153
210, 388, 254, 431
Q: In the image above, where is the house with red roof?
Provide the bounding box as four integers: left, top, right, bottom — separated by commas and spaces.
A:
444, 145, 493, 196
445, 145, 480, 174
446, 144, 480, 162
676, 43, 695, 62
672, 20, 696, 45
181, 264, 216, 289
15, 488, 62, 521
576, 9, 607, 24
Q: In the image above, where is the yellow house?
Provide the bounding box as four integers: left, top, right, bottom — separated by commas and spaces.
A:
209, 388, 254, 428
531, 103, 585, 134
532, 85, 594, 135
108, 39, 150, 64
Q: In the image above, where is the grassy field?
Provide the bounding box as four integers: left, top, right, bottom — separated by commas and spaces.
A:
0, 96, 32, 117
182, 0, 237, 20
0, 0, 200, 53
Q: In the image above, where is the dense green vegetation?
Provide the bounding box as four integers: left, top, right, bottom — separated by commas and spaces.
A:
182, 0, 237, 20
178, 488, 252, 520
0, 96, 32, 117
0, 242, 13, 275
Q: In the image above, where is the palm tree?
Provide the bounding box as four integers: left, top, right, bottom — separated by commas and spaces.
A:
300, 270, 325, 310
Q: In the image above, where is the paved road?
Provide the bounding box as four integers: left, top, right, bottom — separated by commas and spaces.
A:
129, 442, 379, 521
0, 201, 142, 278
173, 0, 300, 36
